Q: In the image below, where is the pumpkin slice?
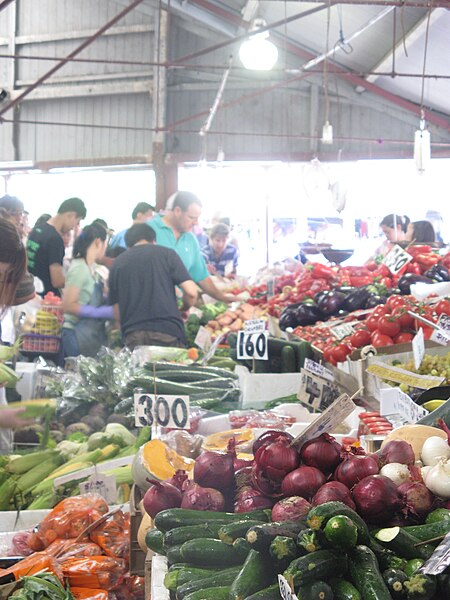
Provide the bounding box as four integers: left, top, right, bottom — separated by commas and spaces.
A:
202, 428, 255, 453
132, 439, 194, 491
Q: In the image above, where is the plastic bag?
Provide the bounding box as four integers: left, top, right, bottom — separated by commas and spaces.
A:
62, 556, 127, 591
0, 551, 63, 583
45, 538, 103, 561
70, 588, 109, 600
160, 429, 204, 459
90, 511, 129, 560
132, 345, 191, 366
9, 531, 34, 557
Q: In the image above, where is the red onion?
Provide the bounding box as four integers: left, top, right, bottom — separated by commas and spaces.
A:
272, 496, 311, 522
167, 470, 189, 491
377, 440, 415, 467
281, 466, 326, 500
251, 464, 283, 498
398, 481, 434, 517
181, 482, 225, 511
335, 453, 379, 490
300, 433, 342, 474
353, 475, 403, 524
143, 479, 182, 518
234, 489, 274, 513
386, 513, 411, 527
234, 456, 253, 471
194, 448, 235, 492
252, 430, 293, 455
312, 481, 356, 510
254, 437, 299, 482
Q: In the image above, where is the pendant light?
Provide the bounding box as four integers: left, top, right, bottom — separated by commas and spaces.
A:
239, 18, 278, 71
413, 8, 432, 173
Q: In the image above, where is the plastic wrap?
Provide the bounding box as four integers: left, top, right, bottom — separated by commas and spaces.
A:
160, 429, 204, 459
70, 588, 109, 600
0, 551, 63, 583
114, 576, 145, 600
44, 538, 103, 561
9, 531, 34, 557
62, 555, 127, 591
89, 510, 129, 560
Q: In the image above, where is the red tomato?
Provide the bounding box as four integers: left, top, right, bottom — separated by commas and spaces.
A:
331, 343, 353, 363
322, 345, 336, 365
371, 332, 394, 347
435, 299, 450, 317
372, 306, 388, 319
385, 295, 406, 312
366, 315, 380, 332
393, 332, 414, 344
349, 329, 372, 348
391, 307, 415, 330
377, 316, 401, 337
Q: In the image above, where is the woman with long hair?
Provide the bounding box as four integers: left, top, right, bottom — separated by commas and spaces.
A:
61, 224, 113, 358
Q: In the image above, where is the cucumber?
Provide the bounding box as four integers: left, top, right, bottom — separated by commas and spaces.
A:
403, 519, 450, 542
167, 545, 184, 565
176, 566, 242, 599
145, 528, 165, 554
146, 362, 238, 379
246, 521, 306, 551
425, 508, 450, 525
369, 538, 407, 571
180, 538, 249, 566
373, 527, 434, 560
229, 549, 271, 600
324, 515, 358, 551
155, 369, 225, 382
404, 574, 437, 600
190, 378, 236, 389
348, 545, 392, 600
281, 346, 297, 373
184, 586, 231, 600
382, 568, 408, 599
297, 528, 328, 554
245, 584, 281, 600
164, 523, 223, 548
232, 537, 252, 554
297, 581, 333, 600
307, 502, 370, 545
283, 549, 348, 587
164, 567, 219, 591
155, 508, 271, 532
219, 520, 262, 545
329, 578, 362, 600
269, 536, 298, 566
404, 559, 425, 577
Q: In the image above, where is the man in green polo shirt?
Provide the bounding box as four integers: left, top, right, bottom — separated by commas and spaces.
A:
149, 191, 235, 303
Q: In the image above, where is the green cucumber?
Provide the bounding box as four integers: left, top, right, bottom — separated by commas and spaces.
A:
307, 501, 370, 545
283, 549, 348, 587
154, 369, 225, 382
404, 559, 425, 577
190, 378, 236, 389
218, 520, 262, 545
404, 574, 437, 600
176, 566, 241, 599
373, 527, 434, 560
297, 581, 333, 600
155, 508, 271, 532
232, 537, 252, 554
145, 528, 165, 554
269, 536, 298, 566
348, 545, 392, 600
425, 508, 450, 525
297, 528, 328, 554
229, 549, 271, 600
369, 538, 407, 571
245, 584, 281, 600
180, 538, 249, 566
329, 578, 362, 600
382, 568, 408, 599
324, 514, 358, 551
167, 545, 184, 565
246, 521, 306, 551
281, 346, 297, 373
164, 523, 223, 548
184, 586, 231, 600
164, 567, 219, 591
403, 519, 450, 542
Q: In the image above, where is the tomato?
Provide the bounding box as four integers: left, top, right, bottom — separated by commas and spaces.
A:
393, 332, 414, 344
385, 295, 407, 312
322, 345, 336, 365
349, 329, 371, 348
366, 315, 380, 332
391, 307, 415, 330
371, 306, 388, 318
331, 343, 353, 363
377, 316, 401, 337
371, 332, 394, 347
435, 299, 450, 317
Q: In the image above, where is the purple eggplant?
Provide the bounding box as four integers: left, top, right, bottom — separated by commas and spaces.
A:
294, 302, 322, 326
398, 273, 433, 295
342, 288, 371, 312
279, 308, 299, 331
424, 264, 450, 283
317, 291, 347, 316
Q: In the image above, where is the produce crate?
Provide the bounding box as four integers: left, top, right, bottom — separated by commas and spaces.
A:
21, 333, 60, 354
33, 305, 64, 335
129, 484, 146, 576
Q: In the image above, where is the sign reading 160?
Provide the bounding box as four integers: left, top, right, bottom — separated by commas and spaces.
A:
237, 330, 269, 360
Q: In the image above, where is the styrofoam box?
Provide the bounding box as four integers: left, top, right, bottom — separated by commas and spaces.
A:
151, 555, 170, 600
15, 362, 37, 401
236, 366, 303, 409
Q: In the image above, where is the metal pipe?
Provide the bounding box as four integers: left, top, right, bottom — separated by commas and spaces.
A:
269, 1, 450, 7
199, 56, 233, 136
0, 0, 144, 118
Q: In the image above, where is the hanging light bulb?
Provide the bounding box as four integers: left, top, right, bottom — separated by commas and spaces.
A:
414, 113, 431, 173
239, 18, 278, 71
321, 121, 333, 145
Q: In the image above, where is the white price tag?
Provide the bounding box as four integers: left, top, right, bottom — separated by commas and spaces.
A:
237, 330, 269, 360
244, 319, 266, 333
297, 369, 340, 411
430, 314, 450, 346
331, 322, 356, 340
412, 327, 425, 370
80, 471, 116, 503
380, 387, 428, 423
383, 244, 413, 275
134, 394, 190, 429
195, 325, 212, 351
278, 575, 298, 600
304, 358, 334, 382
224, 261, 234, 277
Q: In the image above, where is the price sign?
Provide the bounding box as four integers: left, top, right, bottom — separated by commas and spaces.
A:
412, 327, 425, 370
80, 471, 116, 503
383, 244, 413, 275
380, 387, 428, 423
278, 575, 298, 600
367, 361, 445, 389
304, 358, 334, 382
297, 369, 340, 411
431, 314, 450, 346
331, 322, 356, 340
419, 531, 450, 575
244, 319, 266, 333
195, 325, 212, 351
134, 394, 190, 429
237, 330, 268, 360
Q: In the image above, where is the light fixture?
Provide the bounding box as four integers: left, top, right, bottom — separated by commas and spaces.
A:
321, 121, 333, 145
414, 112, 431, 173
239, 18, 278, 71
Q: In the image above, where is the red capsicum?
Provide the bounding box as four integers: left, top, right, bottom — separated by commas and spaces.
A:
405, 261, 423, 275
414, 253, 441, 268
306, 263, 335, 279
407, 245, 433, 257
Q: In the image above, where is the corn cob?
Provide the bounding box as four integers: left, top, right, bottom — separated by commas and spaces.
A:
0, 476, 18, 510
6, 449, 59, 474
16, 454, 64, 495
26, 490, 58, 510
32, 461, 94, 495
116, 483, 131, 503
7, 399, 57, 419
0, 362, 20, 388
95, 443, 121, 463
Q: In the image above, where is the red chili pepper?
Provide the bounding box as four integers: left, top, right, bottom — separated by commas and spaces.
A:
414, 253, 441, 268
306, 263, 335, 279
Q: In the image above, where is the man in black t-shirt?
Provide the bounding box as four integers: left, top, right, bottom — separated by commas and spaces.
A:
27, 197, 86, 296
108, 224, 198, 349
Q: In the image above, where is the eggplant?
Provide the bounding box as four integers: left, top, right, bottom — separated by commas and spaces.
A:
317, 291, 346, 316
279, 309, 299, 331
294, 303, 322, 326
398, 273, 434, 295
424, 264, 450, 283
314, 290, 330, 304
365, 295, 386, 309
342, 288, 371, 312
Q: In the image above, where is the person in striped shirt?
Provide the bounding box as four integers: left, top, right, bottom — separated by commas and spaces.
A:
202, 223, 239, 277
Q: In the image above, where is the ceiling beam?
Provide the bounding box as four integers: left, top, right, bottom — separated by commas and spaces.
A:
10, 79, 151, 100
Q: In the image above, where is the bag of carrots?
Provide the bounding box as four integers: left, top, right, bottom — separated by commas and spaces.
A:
70, 588, 109, 600
90, 510, 129, 560
45, 538, 103, 561
0, 551, 63, 585
62, 555, 127, 591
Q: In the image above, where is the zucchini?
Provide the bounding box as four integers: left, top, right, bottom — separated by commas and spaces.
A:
245, 584, 281, 600
324, 514, 358, 551
145, 528, 165, 554
232, 537, 252, 554
281, 346, 297, 373
297, 528, 328, 554
180, 538, 249, 566
154, 369, 225, 382
164, 567, 219, 591
348, 545, 392, 600
167, 545, 184, 565
229, 549, 271, 600
269, 536, 298, 566
164, 523, 223, 548
307, 502, 370, 545
382, 568, 408, 599
155, 508, 271, 532
369, 538, 407, 571
246, 521, 306, 551
283, 549, 348, 587
403, 519, 450, 542
425, 508, 450, 524
219, 520, 262, 545
404, 559, 425, 577
176, 566, 242, 599
373, 527, 434, 560
404, 574, 437, 600
146, 362, 238, 379
190, 378, 236, 389
184, 586, 231, 600
297, 581, 333, 600
329, 578, 362, 600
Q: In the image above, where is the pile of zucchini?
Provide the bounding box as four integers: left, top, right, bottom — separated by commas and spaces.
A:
145, 502, 450, 600
126, 362, 240, 411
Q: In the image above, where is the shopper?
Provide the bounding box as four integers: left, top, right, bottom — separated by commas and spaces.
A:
379, 214, 410, 245
202, 223, 239, 276
61, 224, 113, 358
406, 220, 436, 244
149, 191, 237, 303
27, 197, 87, 297
0, 195, 27, 238
109, 201, 155, 250
108, 223, 197, 349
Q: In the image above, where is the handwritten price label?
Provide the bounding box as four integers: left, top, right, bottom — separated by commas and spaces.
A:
237, 330, 268, 360
134, 394, 190, 429
431, 314, 450, 346
278, 575, 298, 600
383, 245, 413, 275
80, 472, 116, 503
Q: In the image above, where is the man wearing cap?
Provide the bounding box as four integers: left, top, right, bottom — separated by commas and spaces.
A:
149, 191, 236, 303
109, 201, 155, 250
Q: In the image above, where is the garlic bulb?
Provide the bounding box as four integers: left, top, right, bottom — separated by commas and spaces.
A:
380, 463, 411, 486
420, 436, 450, 467
424, 459, 450, 499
